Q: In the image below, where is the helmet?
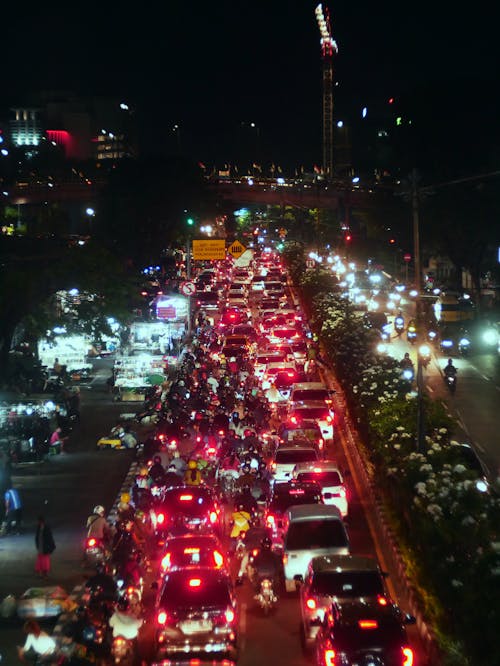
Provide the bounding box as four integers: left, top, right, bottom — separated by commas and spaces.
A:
188, 459, 198, 470
120, 493, 130, 504
153, 455, 162, 465
404, 352, 410, 359
93, 505, 105, 517
261, 536, 272, 550
448, 358, 453, 364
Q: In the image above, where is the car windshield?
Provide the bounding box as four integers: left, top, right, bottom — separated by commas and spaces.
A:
256, 353, 286, 365
271, 329, 299, 339
161, 490, 212, 517
293, 407, 330, 420
160, 574, 231, 609
285, 519, 348, 550
312, 571, 384, 596
282, 427, 320, 443
275, 449, 318, 464
292, 389, 329, 401
296, 471, 341, 485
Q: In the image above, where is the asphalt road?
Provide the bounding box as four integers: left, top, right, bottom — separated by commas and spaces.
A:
0, 365, 137, 664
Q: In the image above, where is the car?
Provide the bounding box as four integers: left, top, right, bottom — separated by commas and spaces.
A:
258, 297, 284, 310
288, 401, 336, 444
227, 323, 260, 341
195, 291, 219, 310
282, 504, 350, 593
155, 567, 238, 661
292, 460, 348, 516
266, 327, 304, 344
225, 296, 248, 310
159, 533, 227, 573
253, 350, 289, 381
449, 441, 491, 493
289, 340, 309, 366
314, 598, 415, 666
265, 480, 323, 544
219, 306, 247, 327
151, 485, 223, 547
277, 420, 325, 455
271, 368, 302, 400
261, 361, 298, 390
300, 554, 392, 650
290, 382, 334, 406
270, 444, 320, 483
223, 334, 252, 351
250, 275, 266, 292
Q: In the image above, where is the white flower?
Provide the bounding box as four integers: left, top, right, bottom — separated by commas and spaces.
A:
427, 504, 443, 518
453, 464, 467, 474
415, 482, 427, 495
462, 515, 476, 526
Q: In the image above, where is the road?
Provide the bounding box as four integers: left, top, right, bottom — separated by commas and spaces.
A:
0, 316, 429, 664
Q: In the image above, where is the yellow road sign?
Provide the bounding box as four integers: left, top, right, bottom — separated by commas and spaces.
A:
228, 240, 246, 258
192, 239, 226, 260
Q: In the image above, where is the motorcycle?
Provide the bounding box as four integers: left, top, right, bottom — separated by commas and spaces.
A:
111, 635, 135, 665
406, 325, 417, 345
254, 578, 278, 615
418, 344, 431, 368
394, 316, 405, 336
444, 372, 457, 394
84, 537, 109, 568
458, 334, 471, 357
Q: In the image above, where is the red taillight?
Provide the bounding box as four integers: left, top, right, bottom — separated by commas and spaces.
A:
339, 487, 347, 498
402, 647, 414, 666
156, 512, 165, 524
266, 514, 275, 525
161, 553, 171, 570
157, 610, 167, 625
377, 595, 388, 606
252, 548, 259, 557
271, 463, 277, 472
358, 620, 378, 629
318, 438, 324, 449
218, 430, 225, 436
179, 494, 193, 501
87, 538, 97, 547
159, 434, 166, 440
324, 649, 336, 666
207, 447, 216, 456
326, 415, 333, 424
188, 578, 202, 588
225, 608, 235, 623
306, 598, 316, 610
209, 511, 218, 524
290, 415, 298, 425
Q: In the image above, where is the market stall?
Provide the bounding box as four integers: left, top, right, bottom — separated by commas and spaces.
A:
37, 334, 93, 374
113, 354, 168, 401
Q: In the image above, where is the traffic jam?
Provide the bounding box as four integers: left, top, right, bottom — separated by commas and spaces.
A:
69, 248, 419, 666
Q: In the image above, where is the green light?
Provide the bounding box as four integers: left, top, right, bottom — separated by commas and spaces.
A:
186, 217, 194, 226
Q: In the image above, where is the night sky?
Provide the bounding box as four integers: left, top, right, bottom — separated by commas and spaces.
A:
2, 1, 498, 169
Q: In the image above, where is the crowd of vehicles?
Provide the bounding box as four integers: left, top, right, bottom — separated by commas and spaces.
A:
56, 249, 420, 666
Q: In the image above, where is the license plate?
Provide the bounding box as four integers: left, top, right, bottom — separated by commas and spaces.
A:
180, 620, 212, 634
87, 547, 101, 554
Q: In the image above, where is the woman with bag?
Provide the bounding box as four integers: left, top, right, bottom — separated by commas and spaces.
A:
35, 515, 55, 579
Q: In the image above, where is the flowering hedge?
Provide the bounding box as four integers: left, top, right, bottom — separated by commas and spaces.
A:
284, 244, 500, 666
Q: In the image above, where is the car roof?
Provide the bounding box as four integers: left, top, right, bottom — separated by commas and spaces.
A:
292, 382, 329, 391
293, 460, 342, 473
309, 554, 381, 574
286, 503, 342, 519
273, 480, 323, 494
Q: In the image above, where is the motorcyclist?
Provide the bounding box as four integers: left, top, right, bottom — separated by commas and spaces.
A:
394, 311, 405, 333
163, 463, 183, 487
86, 505, 113, 547
444, 358, 457, 378
148, 455, 166, 485
84, 562, 118, 608
400, 353, 414, 372
230, 502, 252, 541
183, 459, 203, 486
248, 536, 281, 591
108, 596, 142, 664
117, 493, 135, 523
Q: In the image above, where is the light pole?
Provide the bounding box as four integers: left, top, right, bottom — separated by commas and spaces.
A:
185, 216, 194, 335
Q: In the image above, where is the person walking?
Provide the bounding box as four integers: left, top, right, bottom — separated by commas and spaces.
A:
35, 515, 56, 579
3, 485, 22, 535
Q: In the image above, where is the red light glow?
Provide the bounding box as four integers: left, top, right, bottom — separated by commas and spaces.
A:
188, 578, 202, 588
358, 620, 378, 629
402, 647, 414, 666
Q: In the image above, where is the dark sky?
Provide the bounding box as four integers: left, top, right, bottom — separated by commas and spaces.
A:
2, 1, 498, 168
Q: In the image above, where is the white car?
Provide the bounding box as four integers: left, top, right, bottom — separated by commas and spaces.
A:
270, 445, 320, 484
288, 400, 335, 444
261, 361, 297, 390
292, 460, 349, 517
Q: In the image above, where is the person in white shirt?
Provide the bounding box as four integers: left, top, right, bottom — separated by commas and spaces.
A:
17, 619, 57, 661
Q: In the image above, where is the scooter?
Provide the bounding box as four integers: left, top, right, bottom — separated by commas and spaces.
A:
84, 537, 109, 568
458, 334, 471, 357
407, 325, 417, 345
444, 372, 457, 394
254, 578, 278, 615
394, 316, 405, 336
111, 635, 135, 665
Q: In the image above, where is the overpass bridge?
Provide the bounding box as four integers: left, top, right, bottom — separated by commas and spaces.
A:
5, 177, 393, 211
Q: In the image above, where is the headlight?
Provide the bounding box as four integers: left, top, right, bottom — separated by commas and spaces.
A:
482, 329, 498, 346
441, 339, 453, 348
459, 338, 470, 346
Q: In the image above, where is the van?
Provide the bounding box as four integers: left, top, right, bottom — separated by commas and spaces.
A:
282, 504, 349, 592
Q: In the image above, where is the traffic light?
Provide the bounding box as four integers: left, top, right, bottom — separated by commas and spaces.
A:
186, 217, 194, 226
345, 233, 352, 242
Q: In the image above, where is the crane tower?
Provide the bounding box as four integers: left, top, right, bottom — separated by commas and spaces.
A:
315, 4, 338, 178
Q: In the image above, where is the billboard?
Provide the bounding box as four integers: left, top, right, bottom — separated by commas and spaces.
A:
192, 239, 226, 260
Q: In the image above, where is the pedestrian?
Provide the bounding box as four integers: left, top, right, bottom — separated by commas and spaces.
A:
49, 426, 68, 454
17, 619, 57, 662
3, 485, 22, 535
35, 515, 56, 578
